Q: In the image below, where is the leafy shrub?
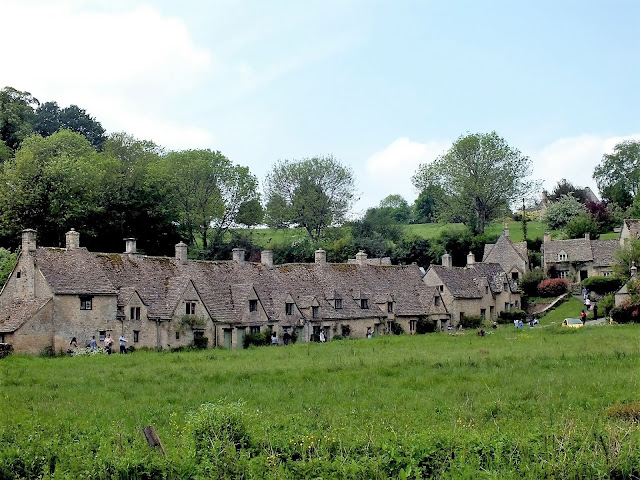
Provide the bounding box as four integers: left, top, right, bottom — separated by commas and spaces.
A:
189, 401, 253, 477
416, 317, 436, 334
544, 194, 587, 230
243, 332, 268, 348
332, 335, 344, 341
497, 309, 527, 324
193, 336, 209, 349
599, 293, 615, 315
519, 268, 546, 297
460, 314, 483, 329
581, 276, 625, 295
389, 320, 404, 335
537, 278, 568, 297
609, 303, 640, 324
565, 212, 600, 239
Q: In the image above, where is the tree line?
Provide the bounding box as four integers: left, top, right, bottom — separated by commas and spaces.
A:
1, 85, 638, 263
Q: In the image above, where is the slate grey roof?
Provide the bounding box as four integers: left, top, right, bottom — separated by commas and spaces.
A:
35, 248, 117, 295
543, 238, 618, 266
429, 262, 518, 298
0, 298, 51, 333
482, 234, 527, 273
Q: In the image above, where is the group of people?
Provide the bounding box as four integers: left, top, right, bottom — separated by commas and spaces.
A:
68, 333, 128, 355
581, 286, 598, 320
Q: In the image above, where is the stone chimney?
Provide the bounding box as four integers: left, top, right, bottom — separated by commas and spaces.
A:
124, 238, 137, 254
585, 232, 590, 241
441, 252, 452, 268
261, 250, 273, 268
175, 242, 188, 265
504, 223, 510, 237
544, 232, 551, 243
632, 261, 637, 279
232, 247, 245, 264
355, 250, 368, 265
467, 252, 475, 266
314, 248, 327, 264
65, 228, 80, 250
21, 229, 37, 254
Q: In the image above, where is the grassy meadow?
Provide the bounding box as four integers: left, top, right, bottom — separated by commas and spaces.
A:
2, 321, 640, 479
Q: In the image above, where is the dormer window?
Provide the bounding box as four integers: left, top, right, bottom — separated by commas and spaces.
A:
185, 302, 196, 315
360, 299, 369, 309
312, 306, 319, 318
387, 302, 393, 313
130, 307, 140, 320
335, 299, 343, 309
434, 296, 440, 306
503, 283, 508, 292
285, 302, 294, 315
557, 251, 568, 261
16, 271, 21, 278
249, 299, 257, 312
485, 286, 489, 294
439, 285, 444, 292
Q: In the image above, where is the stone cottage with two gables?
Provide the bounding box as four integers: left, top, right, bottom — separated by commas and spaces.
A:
542, 233, 618, 281
422, 252, 521, 326
0, 230, 450, 354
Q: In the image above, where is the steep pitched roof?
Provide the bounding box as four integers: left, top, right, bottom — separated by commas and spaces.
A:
543, 238, 618, 266
482, 234, 527, 273
428, 265, 483, 298
468, 263, 518, 293
0, 298, 51, 333
34, 248, 116, 295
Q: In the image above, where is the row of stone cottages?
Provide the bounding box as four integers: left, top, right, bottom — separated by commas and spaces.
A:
0, 229, 528, 353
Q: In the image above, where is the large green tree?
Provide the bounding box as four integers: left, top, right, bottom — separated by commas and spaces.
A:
412, 132, 537, 234
34, 101, 106, 150
0, 87, 38, 151
263, 156, 357, 240
154, 149, 259, 248
593, 140, 640, 206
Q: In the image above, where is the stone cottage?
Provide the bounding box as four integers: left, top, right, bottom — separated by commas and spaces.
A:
482, 224, 529, 280
422, 252, 521, 327
542, 233, 618, 281
0, 230, 450, 353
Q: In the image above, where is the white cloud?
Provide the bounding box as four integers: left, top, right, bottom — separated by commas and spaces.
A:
1, 1, 214, 149
360, 137, 449, 211
529, 133, 640, 199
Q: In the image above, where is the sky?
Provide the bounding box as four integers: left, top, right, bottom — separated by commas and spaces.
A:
1, 0, 639, 215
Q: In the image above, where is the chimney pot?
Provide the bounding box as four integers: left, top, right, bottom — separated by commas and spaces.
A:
232, 248, 245, 264
175, 242, 188, 265
124, 238, 137, 254
65, 228, 80, 250
585, 232, 590, 241
544, 232, 551, 243
314, 248, 327, 264
441, 252, 452, 268
21, 229, 37, 253
355, 250, 367, 265
467, 252, 475, 266
261, 250, 274, 268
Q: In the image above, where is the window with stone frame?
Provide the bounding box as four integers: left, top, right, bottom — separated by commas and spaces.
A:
481, 308, 486, 319
410, 320, 416, 332
133, 330, 139, 343
80, 296, 93, 310
185, 302, 196, 315
511, 271, 519, 280
250, 325, 260, 334
285, 302, 294, 315
312, 306, 319, 318
99, 330, 106, 341
387, 302, 393, 313
360, 298, 369, 309
558, 271, 569, 279
130, 306, 140, 321
434, 296, 440, 306
175, 331, 180, 340
249, 299, 258, 312
0, 333, 4, 343
557, 251, 568, 261
334, 299, 343, 309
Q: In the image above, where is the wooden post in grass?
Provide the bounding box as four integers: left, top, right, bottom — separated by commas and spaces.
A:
143, 425, 165, 455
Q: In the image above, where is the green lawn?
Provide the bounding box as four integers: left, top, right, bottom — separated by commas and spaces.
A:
2, 324, 640, 478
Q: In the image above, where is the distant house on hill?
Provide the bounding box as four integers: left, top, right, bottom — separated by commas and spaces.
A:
482, 224, 529, 281
619, 219, 640, 246
0, 230, 450, 354
542, 232, 618, 281
422, 252, 521, 326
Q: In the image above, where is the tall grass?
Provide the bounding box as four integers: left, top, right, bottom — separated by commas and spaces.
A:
2, 324, 640, 478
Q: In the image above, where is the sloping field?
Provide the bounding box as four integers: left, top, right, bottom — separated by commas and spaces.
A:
1, 324, 640, 479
